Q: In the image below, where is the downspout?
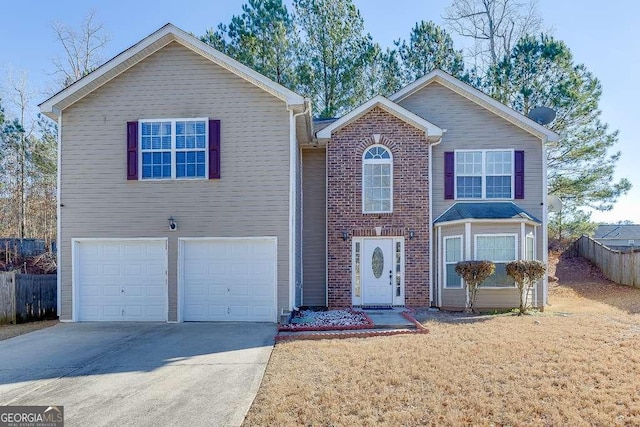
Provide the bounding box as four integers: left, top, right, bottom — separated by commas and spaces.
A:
428, 132, 444, 307
56, 109, 62, 319
287, 100, 311, 312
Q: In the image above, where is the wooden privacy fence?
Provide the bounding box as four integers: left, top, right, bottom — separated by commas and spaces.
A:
0, 238, 51, 257
0, 272, 57, 324
573, 235, 640, 287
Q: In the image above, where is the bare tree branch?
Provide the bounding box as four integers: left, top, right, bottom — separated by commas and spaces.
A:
443, 0, 542, 72
51, 10, 110, 88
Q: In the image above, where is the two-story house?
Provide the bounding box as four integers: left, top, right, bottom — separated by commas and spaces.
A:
40, 24, 558, 322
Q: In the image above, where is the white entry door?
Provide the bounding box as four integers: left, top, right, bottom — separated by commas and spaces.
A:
362, 239, 394, 305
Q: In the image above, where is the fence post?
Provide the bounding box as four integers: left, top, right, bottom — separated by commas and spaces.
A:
11, 272, 16, 324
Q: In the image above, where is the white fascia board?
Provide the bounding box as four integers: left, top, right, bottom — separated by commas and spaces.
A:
390, 69, 559, 144
40, 23, 305, 118
316, 95, 443, 141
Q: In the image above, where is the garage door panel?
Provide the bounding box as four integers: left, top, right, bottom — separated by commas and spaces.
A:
229, 305, 249, 318
102, 305, 121, 318
102, 285, 121, 297
103, 245, 122, 257
253, 284, 272, 297
182, 239, 276, 322
229, 284, 249, 297
76, 240, 167, 321
208, 285, 226, 296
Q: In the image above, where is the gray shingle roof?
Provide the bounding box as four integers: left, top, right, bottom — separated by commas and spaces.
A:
593, 224, 640, 239
434, 202, 541, 224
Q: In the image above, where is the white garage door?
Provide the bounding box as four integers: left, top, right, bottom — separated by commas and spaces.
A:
181, 238, 277, 322
76, 239, 167, 321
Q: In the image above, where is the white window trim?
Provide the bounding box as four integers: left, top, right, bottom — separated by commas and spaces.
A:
454, 149, 515, 200
473, 233, 518, 289
443, 235, 463, 289
139, 117, 209, 181
525, 232, 536, 260
362, 144, 393, 214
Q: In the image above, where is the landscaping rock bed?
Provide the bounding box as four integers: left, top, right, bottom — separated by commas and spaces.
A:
279, 309, 374, 331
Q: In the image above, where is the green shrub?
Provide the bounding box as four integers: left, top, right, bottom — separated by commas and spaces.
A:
455, 260, 495, 313
506, 260, 546, 315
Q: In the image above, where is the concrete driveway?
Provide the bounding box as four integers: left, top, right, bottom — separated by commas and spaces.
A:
0, 322, 276, 427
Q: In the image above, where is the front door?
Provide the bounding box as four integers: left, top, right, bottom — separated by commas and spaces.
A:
362, 239, 394, 305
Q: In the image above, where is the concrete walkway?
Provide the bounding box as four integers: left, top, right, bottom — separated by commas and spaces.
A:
362, 308, 416, 328
0, 322, 276, 427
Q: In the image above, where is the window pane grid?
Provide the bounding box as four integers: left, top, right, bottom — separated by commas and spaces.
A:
455, 150, 513, 199
363, 147, 392, 213
140, 119, 207, 180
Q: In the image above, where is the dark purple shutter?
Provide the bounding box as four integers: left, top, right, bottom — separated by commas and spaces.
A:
126, 121, 138, 180
208, 119, 221, 179
444, 151, 455, 200
514, 150, 525, 199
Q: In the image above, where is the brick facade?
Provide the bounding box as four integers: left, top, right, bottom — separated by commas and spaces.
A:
327, 107, 431, 308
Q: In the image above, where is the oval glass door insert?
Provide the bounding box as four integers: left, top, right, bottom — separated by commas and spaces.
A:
372, 247, 384, 278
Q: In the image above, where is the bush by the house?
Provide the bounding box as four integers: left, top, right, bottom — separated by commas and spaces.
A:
455, 260, 495, 313
506, 260, 546, 315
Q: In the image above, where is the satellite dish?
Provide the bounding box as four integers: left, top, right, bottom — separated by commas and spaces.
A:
528, 107, 556, 125
547, 194, 563, 213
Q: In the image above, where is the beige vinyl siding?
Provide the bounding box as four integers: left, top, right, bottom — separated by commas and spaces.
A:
59, 42, 291, 321
302, 148, 327, 306
439, 222, 542, 309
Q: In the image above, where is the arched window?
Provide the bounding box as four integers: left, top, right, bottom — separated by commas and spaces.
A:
362, 145, 393, 213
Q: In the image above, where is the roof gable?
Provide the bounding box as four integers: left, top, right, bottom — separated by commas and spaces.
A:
315, 95, 444, 142
390, 70, 559, 143
39, 23, 306, 119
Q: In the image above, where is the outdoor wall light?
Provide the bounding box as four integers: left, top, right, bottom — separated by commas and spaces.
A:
341, 230, 349, 241
168, 216, 178, 231
408, 229, 416, 240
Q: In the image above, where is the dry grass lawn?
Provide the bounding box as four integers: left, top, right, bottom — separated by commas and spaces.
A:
244, 253, 640, 426
0, 319, 58, 341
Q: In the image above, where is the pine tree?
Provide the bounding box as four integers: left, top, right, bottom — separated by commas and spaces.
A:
210, 0, 297, 87
293, 0, 373, 118
395, 21, 465, 84
488, 34, 631, 236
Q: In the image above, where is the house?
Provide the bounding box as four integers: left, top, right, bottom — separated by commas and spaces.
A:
40, 24, 558, 322
593, 224, 640, 251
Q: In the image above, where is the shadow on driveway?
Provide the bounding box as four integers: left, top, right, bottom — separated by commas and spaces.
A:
0, 322, 275, 384
0, 322, 276, 427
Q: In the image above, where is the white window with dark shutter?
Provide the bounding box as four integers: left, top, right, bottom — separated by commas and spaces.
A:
126, 118, 221, 180
445, 150, 525, 200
